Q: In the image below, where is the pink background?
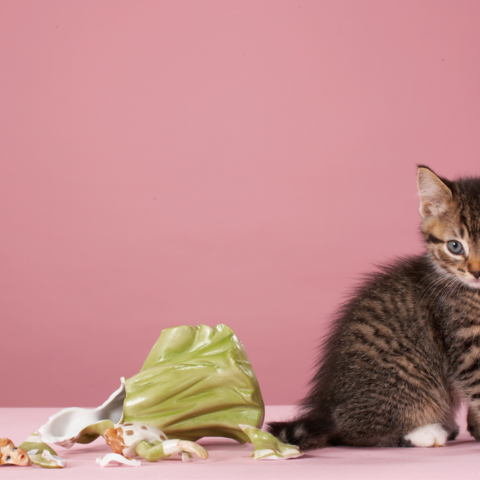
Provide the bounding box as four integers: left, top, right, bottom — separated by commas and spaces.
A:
1, 1, 480, 407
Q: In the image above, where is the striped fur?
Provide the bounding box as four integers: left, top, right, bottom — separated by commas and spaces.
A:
269, 166, 480, 449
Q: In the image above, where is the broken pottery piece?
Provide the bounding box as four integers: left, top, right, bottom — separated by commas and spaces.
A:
239, 425, 304, 460
38, 383, 124, 448
39, 325, 264, 447
19, 433, 66, 468
96, 453, 141, 467
105, 423, 208, 462
0, 438, 31, 466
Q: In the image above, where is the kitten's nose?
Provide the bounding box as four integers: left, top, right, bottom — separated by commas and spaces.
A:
470, 270, 480, 280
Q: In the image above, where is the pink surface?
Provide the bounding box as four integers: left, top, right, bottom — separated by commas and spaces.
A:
1, 406, 480, 479
2, 1, 480, 407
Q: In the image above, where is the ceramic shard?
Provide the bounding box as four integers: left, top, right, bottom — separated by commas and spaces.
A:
38, 383, 124, 448
96, 453, 141, 467
18, 433, 65, 468
239, 425, 304, 460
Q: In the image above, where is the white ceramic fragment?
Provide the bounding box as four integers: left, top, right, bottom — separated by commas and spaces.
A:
38, 379, 126, 448
96, 453, 141, 467
161, 439, 208, 459
41, 451, 66, 468
250, 447, 304, 460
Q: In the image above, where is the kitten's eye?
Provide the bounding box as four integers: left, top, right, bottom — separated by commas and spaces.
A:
447, 240, 464, 255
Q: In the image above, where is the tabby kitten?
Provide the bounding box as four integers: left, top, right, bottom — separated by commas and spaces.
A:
269, 166, 480, 449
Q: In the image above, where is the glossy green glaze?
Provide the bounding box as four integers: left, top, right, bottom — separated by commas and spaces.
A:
76, 420, 115, 444
122, 324, 264, 442
134, 440, 166, 461
239, 425, 304, 460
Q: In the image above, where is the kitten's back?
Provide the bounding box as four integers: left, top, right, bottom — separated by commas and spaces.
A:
269, 255, 454, 449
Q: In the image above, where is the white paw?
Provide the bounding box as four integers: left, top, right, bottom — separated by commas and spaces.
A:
404, 424, 448, 447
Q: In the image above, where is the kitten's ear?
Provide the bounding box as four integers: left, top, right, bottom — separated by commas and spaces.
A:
417, 166, 453, 217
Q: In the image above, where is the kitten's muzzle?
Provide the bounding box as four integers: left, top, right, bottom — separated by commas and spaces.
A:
469, 270, 480, 280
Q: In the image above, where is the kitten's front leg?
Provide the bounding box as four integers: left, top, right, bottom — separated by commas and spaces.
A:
467, 406, 480, 441
456, 357, 480, 440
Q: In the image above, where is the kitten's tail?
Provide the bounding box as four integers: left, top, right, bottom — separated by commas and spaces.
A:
267, 415, 335, 450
